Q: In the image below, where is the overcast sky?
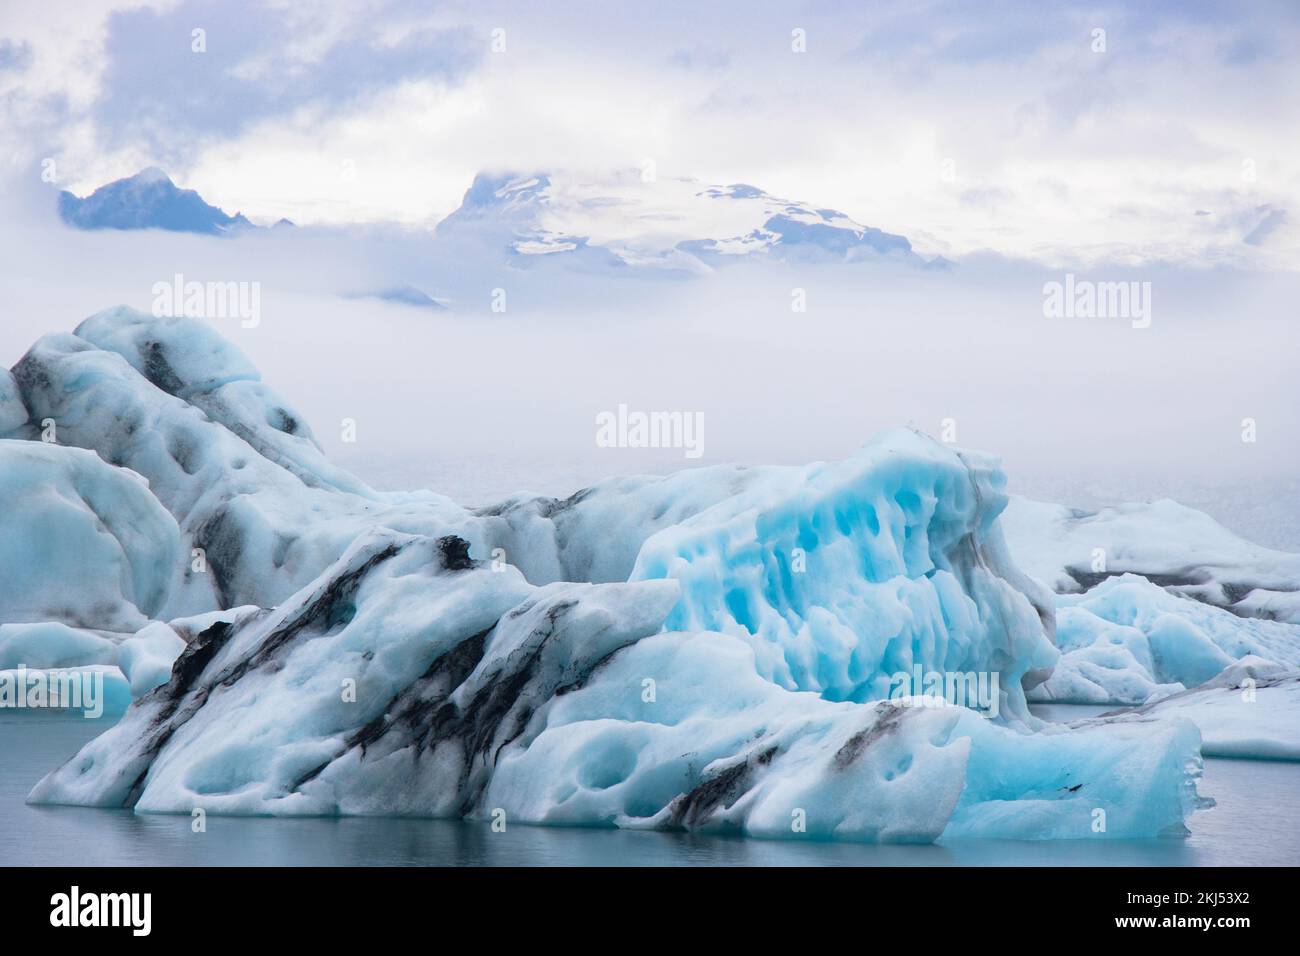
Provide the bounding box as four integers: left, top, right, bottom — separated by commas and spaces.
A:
2, 0, 1297, 266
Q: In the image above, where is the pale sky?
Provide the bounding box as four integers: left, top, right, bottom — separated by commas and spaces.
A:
2, 0, 1298, 266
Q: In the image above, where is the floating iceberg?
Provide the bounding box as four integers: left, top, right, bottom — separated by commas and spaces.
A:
11, 313, 466, 617
0, 440, 180, 632
1003, 497, 1300, 623
1060, 657, 1300, 762
0, 664, 131, 717
627, 432, 1058, 716
10, 306, 1281, 840
0, 622, 121, 672
30, 530, 1207, 840
478, 433, 1059, 717
1029, 576, 1300, 707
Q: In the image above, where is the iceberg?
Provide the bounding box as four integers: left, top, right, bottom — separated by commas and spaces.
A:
10, 315, 467, 617
1029, 575, 1300, 706
479, 433, 1060, 719
626, 432, 1057, 716
10, 310, 1059, 720
1003, 496, 1300, 624
1060, 657, 1300, 762
0, 440, 180, 632
0, 664, 131, 717
4, 307, 1249, 840
29, 529, 1206, 840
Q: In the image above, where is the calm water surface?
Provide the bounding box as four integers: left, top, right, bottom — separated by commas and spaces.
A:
3, 707, 1297, 866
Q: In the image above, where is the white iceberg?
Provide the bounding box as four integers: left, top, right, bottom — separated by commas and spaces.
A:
1003, 496, 1300, 623
1059, 657, 1300, 762
478, 432, 1058, 717
1030, 575, 1300, 706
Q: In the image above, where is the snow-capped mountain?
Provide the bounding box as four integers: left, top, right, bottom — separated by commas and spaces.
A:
57, 167, 267, 236
56, 166, 924, 271
434, 170, 927, 270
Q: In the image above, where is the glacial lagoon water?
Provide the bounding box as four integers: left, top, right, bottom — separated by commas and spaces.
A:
3, 707, 1297, 867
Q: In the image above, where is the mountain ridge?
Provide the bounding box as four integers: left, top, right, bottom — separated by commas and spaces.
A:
435, 169, 928, 270
58, 167, 271, 236
58, 166, 930, 271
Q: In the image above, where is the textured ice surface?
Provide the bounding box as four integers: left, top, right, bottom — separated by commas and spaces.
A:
30, 530, 1206, 841
0, 440, 180, 631
165, 606, 263, 644
474, 464, 764, 585
77, 307, 378, 497
75, 306, 260, 398
479, 432, 1058, 716
1004, 497, 1300, 623
1030, 576, 1300, 706
627, 431, 1057, 715
115, 622, 187, 697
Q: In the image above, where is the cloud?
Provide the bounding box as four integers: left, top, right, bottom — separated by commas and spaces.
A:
1, 0, 1298, 267
92, 0, 479, 156
0, 38, 33, 70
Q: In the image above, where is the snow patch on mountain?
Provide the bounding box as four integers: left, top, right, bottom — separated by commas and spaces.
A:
435, 170, 926, 270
